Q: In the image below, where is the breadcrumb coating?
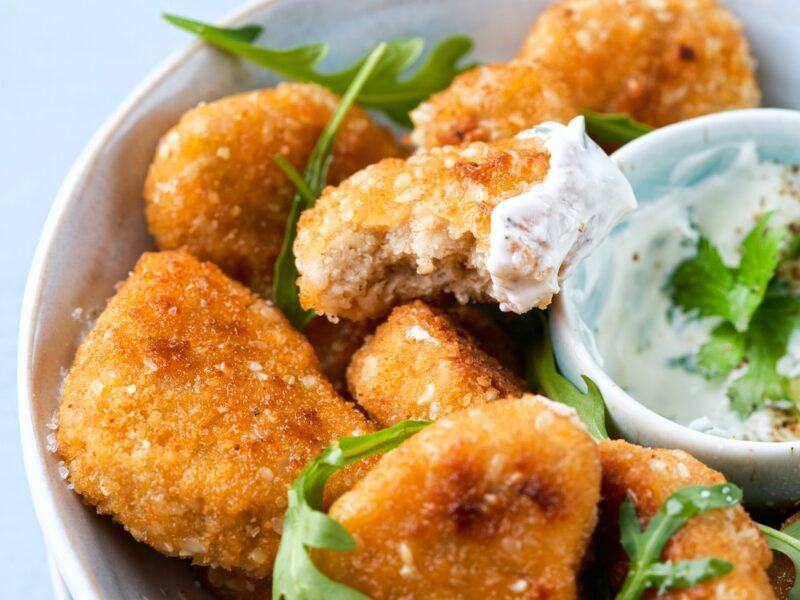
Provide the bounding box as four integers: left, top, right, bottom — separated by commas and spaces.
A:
517, 0, 759, 127
410, 62, 578, 149
144, 83, 403, 298
56, 250, 373, 578
445, 304, 524, 375
317, 396, 601, 599
598, 440, 774, 599
347, 301, 526, 425
295, 135, 550, 320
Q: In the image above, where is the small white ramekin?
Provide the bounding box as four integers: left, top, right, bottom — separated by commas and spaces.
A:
552, 109, 800, 508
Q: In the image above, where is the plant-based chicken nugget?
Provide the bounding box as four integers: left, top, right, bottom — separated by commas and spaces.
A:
295, 117, 635, 319
347, 301, 526, 424
56, 250, 374, 578
410, 61, 579, 149
316, 396, 601, 599
517, 0, 759, 127
144, 83, 403, 298
598, 440, 774, 599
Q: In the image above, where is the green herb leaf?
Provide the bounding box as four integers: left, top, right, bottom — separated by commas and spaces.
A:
727, 288, 800, 415
669, 215, 800, 415
616, 483, 741, 600
272, 420, 430, 600
525, 311, 609, 441
643, 559, 733, 594
272, 42, 388, 328
759, 520, 800, 600
165, 13, 474, 126
671, 214, 785, 331
581, 110, 654, 147
696, 322, 745, 379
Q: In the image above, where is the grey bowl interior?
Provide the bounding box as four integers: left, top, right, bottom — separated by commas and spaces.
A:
18, 0, 800, 598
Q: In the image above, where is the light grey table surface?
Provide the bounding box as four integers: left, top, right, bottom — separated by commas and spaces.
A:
1, 1, 239, 596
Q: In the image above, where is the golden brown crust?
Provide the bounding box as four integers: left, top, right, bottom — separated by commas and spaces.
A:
56, 250, 374, 578
295, 136, 550, 320
598, 440, 774, 599
445, 304, 524, 375
347, 301, 526, 425
144, 83, 403, 298
316, 396, 601, 599
410, 61, 579, 149
517, 0, 759, 127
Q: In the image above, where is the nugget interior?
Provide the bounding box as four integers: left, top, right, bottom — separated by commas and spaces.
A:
316, 395, 601, 599
56, 250, 373, 578
295, 136, 550, 320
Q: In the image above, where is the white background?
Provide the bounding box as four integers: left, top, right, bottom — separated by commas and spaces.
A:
1, 1, 233, 596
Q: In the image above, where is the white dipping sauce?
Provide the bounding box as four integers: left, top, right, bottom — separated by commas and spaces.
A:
594, 143, 800, 441
488, 116, 637, 313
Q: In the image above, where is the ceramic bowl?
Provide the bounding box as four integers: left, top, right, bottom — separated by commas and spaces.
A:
552, 108, 800, 508
18, 0, 800, 597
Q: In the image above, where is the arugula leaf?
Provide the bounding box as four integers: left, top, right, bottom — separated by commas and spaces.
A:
642, 558, 733, 594
272, 42, 387, 328
272, 420, 430, 600
759, 520, 800, 600
165, 13, 474, 126
525, 311, 609, 441
671, 214, 786, 331
616, 483, 741, 600
582, 110, 654, 147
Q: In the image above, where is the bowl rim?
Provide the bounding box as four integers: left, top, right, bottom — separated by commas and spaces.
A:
552, 107, 800, 456
16, 1, 277, 597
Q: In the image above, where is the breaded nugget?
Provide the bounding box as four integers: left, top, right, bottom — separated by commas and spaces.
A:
295, 135, 550, 320
296, 119, 632, 319
517, 0, 759, 127
144, 83, 403, 298
347, 301, 526, 424
410, 61, 578, 149
316, 396, 601, 599
56, 250, 374, 578
303, 317, 376, 394
597, 440, 774, 599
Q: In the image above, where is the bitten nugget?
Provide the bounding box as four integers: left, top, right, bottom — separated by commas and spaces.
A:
144, 83, 403, 298
598, 440, 774, 599
517, 0, 759, 127
56, 250, 374, 578
347, 301, 526, 424
296, 119, 633, 320
316, 396, 601, 599
410, 62, 578, 149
